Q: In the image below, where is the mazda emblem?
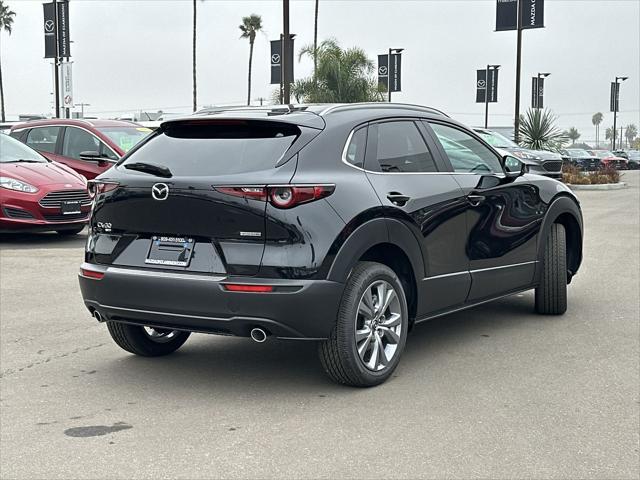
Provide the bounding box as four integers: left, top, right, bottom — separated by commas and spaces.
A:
151, 183, 169, 201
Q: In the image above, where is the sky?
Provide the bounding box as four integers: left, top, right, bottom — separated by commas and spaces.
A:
1, 0, 639, 142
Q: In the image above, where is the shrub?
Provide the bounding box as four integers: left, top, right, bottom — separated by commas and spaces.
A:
563, 164, 622, 185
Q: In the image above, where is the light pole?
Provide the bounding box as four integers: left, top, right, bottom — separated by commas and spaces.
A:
534, 72, 550, 109
387, 48, 404, 102
484, 64, 500, 129
76, 102, 90, 118
613, 76, 628, 150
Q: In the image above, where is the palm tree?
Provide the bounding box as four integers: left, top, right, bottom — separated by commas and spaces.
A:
592, 112, 603, 147
292, 39, 383, 103
313, 0, 319, 82
192, 0, 198, 112
605, 127, 614, 149
239, 14, 262, 106
625, 124, 637, 149
518, 109, 567, 152
566, 127, 581, 145
0, 1, 16, 122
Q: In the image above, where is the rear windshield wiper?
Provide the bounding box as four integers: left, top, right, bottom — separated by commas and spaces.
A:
124, 162, 172, 178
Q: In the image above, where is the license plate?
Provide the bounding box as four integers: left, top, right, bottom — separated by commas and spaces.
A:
145, 236, 195, 267
61, 200, 82, 215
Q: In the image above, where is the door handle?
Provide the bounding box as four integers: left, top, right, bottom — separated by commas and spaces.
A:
467, 195, 485, 207
387, 192, 411, 206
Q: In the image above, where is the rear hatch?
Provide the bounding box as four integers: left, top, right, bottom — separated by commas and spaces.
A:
89, 116, 323, 275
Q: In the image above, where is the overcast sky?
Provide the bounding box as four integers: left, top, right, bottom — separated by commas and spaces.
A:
2, 0, 639, 140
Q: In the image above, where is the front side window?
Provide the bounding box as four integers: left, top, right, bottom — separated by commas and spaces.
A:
429, 123, 503, 174
371, 121, 437, 173
62, 127, 102, 160
25, 126, 61, 154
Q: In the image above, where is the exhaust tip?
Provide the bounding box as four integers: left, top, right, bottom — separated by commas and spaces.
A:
250, 328, 268, 343
93, 311, 103, 322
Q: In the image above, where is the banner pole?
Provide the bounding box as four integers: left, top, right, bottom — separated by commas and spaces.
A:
484, 65, 490, 128
513, 0, 523, 143
53, 0, 60, 118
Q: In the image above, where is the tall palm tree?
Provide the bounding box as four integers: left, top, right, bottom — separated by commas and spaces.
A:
239, 14, 262, 106
592, 112, 603, 147
0, 1, 16, 122
192, 0, 206, 112
292, 39, 383, 103
605, 127, 614, 149
566, 127, 581, 145
313, 0, 319, 82
625, 124, 638, 149
518, 108, 567, 152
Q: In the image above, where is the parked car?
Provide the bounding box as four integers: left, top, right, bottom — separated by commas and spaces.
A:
612, 150, 629, 159
0, 134, 91, 234
561, 148, 600, 171
79, 104, 583, 387
473, 128, 563, 179
587, 150, 629, 169
626, 150, 640, 170
10, 119, 152, 179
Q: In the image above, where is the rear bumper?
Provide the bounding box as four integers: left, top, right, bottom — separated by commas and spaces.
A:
78, 263, 344, 340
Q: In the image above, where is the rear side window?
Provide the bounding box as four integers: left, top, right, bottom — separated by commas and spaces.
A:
26, 126, 61, 154
344, 127, 367, 168
122, 121, 299, 176
370, 121, 437, 173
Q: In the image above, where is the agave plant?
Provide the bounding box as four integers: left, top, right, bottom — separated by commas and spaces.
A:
519, 109, 567, 152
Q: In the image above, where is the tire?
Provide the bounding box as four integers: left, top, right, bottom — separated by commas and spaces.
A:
535, 223, 567, 315
318, 261, 409, 387
106, 322, 190, 357
57, 226, 85, 235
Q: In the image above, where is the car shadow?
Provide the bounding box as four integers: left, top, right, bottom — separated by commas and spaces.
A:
0, 231, 87, 249
95, 292, 542, 397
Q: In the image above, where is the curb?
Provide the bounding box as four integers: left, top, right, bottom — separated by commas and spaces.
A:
567, 182, 627, 191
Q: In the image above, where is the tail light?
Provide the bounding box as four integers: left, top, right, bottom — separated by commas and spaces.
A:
80, 267, 104, 280
215, 185, 335, 209
88, 181, 119, 199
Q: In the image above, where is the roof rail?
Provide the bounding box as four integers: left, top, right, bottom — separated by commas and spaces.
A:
318, 103, 449, 118
194, 105, 315, 116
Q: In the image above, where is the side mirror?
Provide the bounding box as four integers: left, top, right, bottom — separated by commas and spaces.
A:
504, 155, 526, 178
79, 151, 102, 161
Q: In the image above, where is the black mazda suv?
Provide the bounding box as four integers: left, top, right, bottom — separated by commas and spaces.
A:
79, 104, 583, 387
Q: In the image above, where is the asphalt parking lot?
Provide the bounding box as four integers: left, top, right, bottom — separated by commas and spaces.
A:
1, 172, 638, 480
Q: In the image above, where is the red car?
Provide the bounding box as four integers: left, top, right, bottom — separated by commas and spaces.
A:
587, 150, 629, 170
9, 119, 152, 179
0, 134, 91, 234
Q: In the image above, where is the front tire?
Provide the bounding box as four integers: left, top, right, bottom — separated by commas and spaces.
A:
106, 322, 190, 357
319, 261, 409, 387
535, 223, 567, 315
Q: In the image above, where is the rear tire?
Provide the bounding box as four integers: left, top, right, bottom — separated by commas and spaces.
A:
318, 261, 409, 387
57, 226, 85, 235
535, 223, 567, 315
106, 322, 190, 357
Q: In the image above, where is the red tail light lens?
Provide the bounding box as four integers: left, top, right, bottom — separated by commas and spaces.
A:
88, 181, 119, 199
223, 284, 274, 293
215, 185, 335, 209
80, 268, 104, 280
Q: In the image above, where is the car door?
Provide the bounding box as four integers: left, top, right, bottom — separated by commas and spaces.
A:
426, 120, 545, 302
362, 118, 471, 315
59, 126, 117, 179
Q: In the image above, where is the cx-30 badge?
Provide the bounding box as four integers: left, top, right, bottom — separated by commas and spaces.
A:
151, 183, 169, 201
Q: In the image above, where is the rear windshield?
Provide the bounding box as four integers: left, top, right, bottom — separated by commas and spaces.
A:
121, 121, 299, 176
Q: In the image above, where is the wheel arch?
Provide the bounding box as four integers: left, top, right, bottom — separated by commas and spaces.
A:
536, 194, 583, 283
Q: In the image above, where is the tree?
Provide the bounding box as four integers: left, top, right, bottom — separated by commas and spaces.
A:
592, 112, 603, 147
625, 124, 637, 149
239, 14, 263, 106
292, 39, 383, 103
518, 109, 567, 152
566, 127, 581, 144
0, 1, 15, 122
605, 127, 615, 149
192, 0, 200, 112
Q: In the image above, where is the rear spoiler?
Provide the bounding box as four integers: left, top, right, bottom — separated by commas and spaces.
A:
161, 109, 326, 131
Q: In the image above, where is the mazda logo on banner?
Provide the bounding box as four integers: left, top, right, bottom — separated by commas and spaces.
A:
270, 37, 294, 85
378, 54, 402, 92
476, 69, 498, 103
43, 0, 71, 59
496, 0, 544, 31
